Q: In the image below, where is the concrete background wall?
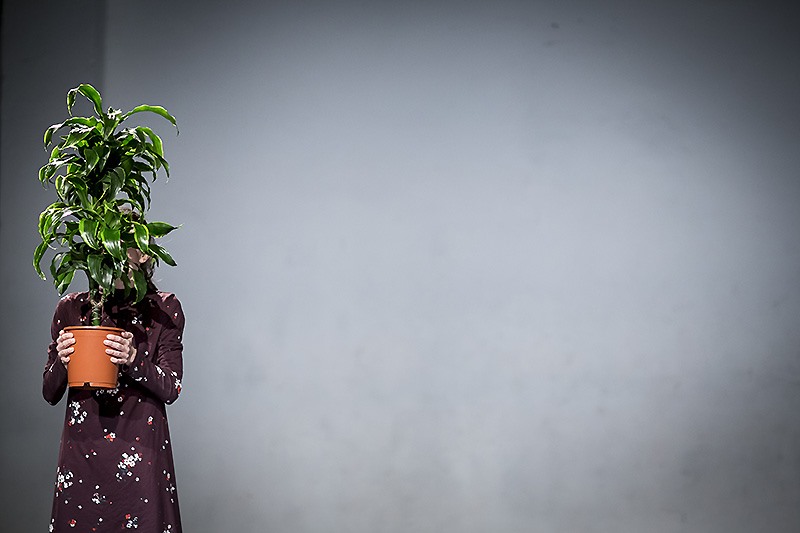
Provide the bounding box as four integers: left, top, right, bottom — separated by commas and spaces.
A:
2, 1, 800, 531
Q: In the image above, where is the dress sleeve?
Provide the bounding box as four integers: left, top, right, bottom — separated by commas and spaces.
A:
43, 298, 69, 405
124, 295, 185, 404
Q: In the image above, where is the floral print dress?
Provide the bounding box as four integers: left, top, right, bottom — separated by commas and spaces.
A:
43, 291, 185, 532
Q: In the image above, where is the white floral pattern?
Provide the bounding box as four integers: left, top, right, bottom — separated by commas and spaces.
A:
67, 401, 87, 426
55, 467, 74, 493
125, 514, 139, 529
116, 451, 143, 481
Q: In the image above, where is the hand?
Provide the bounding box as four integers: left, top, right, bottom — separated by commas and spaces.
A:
56, 330, 75, 366
104, 331, 137, 365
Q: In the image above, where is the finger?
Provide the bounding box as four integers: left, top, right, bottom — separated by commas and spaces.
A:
105, 346, 127, 357
121, 331, 134, 340
57, 341, 75, 352
56, 336, 74, 348
109, 353, 129, 364
103, 339, 127, 351
58, 337, 76, 348
106, 334, 124, 343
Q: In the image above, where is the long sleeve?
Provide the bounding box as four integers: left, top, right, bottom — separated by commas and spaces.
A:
124, 294, 185, 404
43, 298, 69, 405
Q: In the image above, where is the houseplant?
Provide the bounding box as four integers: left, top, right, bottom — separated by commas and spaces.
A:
34, 83, 179, 388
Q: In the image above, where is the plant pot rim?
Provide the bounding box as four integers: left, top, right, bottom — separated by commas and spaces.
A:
64, 326, 124, 332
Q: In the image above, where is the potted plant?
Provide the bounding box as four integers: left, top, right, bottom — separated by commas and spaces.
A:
34, 83, 179, 388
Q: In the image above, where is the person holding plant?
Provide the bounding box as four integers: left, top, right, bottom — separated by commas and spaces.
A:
43, 250, 185, 532
36, 85, 184, 532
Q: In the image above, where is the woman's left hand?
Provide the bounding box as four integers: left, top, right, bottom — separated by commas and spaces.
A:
104, 331, 137, 365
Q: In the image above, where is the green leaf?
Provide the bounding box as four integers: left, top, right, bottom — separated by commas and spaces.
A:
133, 127, 148, 145
106, 167, 126, 198
149, 152, 170, 178
54, 175, 66, 198
33, 241, 50, 279
38, 164, 50, 185
41, 156, 79, 186
87, 254, 114, 291
122, 105, 179, 133
85, 147, 100, 173
112, 165, 127, 184
66, 88, 78, 116
119, 271, 132, 300
38, 209, 53, 238
102, 114, 120, 139
44, 117, 95, 146
100, 265, 115, 292
135, 152, 160, 179
118, 193, 146, 214
132, 222, 151, 252
67, 177, 91, 208
150, 243, 177, 266
87, 254, 105, 287
101, 226, 124, 260
39, 156, 78, 184
117, 128, 139, 148
39, 203, 66, 238
132, 268, 148, 303
95, 145, 110, 175
79, 218, 100, 248
61, 127, 93, 149
141, 185, 152, 209
104, 210, 121, 229
50, 252, 66, 280
121, 157, 133, 176
44, 127, 56, 147
147, 221, 178, 237
49, 154, 78, 167
78, 84, 103, 116
137, 126, 164, 157
123, 181, 148, 212
55, 269, 76, 295
61, 223, 81, 246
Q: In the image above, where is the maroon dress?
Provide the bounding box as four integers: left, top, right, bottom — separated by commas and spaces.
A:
43, 290, 185, 533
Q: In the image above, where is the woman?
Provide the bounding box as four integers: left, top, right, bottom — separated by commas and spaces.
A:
43, 249, 185, 532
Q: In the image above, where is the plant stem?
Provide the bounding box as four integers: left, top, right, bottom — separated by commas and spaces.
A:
88, 282, 104, 326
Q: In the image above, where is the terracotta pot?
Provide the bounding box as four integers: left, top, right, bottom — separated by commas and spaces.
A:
65, 326, 123, 389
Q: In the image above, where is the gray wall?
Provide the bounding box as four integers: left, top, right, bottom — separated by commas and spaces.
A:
3, 1, 800, 531
0, 1, 107, 530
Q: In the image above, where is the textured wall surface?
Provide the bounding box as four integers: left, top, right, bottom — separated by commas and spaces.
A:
3, 1, 800, 531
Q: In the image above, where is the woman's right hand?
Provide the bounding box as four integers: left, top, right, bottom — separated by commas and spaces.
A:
56, 330, 75, 366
